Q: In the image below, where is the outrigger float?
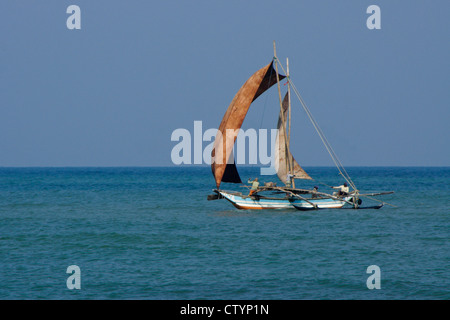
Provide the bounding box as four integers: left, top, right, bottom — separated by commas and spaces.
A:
207, 42, 394, 210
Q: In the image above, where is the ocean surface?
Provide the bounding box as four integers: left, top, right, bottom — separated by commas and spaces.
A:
0, 166, 448, 300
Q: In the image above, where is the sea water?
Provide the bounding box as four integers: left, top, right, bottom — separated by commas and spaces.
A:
0, 167, 448, 299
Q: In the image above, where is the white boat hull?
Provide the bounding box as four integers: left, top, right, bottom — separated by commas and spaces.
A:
218, 190, 349, 210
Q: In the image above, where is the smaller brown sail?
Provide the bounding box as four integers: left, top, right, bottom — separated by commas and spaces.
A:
275, 92, 312, 184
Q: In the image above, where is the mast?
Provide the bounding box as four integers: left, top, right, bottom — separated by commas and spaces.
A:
273, 41, 292, 187
286, 57, 295, 188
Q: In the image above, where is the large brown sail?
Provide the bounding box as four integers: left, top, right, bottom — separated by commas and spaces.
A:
275, 92, 312, 183
211, 61, 285, 189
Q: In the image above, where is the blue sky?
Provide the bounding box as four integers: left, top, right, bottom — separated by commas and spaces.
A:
1, 1, 449, 167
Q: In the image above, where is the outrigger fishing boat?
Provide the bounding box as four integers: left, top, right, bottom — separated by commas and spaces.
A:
207, 42, 393, 210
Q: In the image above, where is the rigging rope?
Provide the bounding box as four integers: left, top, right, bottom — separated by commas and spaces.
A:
258, 64, 274, 131
274, 59, 358, 192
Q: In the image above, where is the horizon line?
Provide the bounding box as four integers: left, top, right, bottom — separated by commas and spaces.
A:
0, 165, 449, 168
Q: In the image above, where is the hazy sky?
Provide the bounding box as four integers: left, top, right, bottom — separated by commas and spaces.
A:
1, 1, 449, 167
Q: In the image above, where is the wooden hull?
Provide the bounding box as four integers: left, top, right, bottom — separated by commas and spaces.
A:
218, 190, 348, 210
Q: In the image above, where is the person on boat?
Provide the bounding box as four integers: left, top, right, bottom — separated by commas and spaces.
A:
247, 178, 259, 196
286, 173, 294, 188
332, 183, 349, 197
311, 186, 319, 198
